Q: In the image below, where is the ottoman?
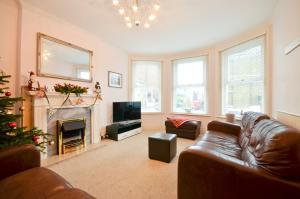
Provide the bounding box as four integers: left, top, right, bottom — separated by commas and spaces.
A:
165, 120, 201, 140
148, 133, 177, 163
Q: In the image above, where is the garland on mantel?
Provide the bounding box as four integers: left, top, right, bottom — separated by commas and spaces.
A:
35, 84, 102, 119
54, 83, 88, 96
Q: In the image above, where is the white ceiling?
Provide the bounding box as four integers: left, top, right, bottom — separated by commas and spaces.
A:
22, 0, 278, 54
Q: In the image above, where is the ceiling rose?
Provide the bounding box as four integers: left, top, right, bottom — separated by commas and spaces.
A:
112, 0, 160, 29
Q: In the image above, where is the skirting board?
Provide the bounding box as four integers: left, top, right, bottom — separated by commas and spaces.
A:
276, 111, 300, 130
116, 127, 142, 141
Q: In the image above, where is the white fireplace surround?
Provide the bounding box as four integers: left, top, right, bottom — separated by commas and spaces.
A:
26, 91, 101, 158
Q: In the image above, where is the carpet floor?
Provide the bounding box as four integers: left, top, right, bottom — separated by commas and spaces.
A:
48, 131, 196, 199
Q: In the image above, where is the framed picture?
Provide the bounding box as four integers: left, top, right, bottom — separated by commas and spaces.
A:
108, 71, 122, 88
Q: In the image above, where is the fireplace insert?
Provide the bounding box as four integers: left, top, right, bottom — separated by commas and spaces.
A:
57, 119, 86, 155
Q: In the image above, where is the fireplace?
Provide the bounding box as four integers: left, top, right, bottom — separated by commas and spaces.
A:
57, 119, 86, 155
23, 90, 101, 159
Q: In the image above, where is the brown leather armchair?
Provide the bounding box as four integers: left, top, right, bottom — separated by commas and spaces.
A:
178, 112, 300, 199
0, 145, 95, 199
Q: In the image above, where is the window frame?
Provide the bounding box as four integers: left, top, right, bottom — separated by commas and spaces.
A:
221, 36, 266, 117
130, 60, 163, 114
171, 56, 208, 115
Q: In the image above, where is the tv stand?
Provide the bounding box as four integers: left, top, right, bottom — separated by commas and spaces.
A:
106, 120, 142, 141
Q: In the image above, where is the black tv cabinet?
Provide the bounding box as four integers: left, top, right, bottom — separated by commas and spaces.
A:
106, 120, 142, 141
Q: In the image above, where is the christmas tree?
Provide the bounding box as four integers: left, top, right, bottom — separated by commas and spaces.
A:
0, 72, 49, 151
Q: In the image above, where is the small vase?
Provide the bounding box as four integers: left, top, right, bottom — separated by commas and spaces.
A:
225, 113, 235, 123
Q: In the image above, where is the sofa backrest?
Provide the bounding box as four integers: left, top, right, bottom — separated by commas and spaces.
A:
244, 119, 300, 180
239, 112, 270, 148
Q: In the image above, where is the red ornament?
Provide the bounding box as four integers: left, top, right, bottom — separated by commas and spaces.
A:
32, 135, 39, 144
8, 122, 17, 128
5, 91, 11, 97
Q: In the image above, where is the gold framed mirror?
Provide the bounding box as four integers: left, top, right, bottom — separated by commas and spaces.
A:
37, 33, 93, 82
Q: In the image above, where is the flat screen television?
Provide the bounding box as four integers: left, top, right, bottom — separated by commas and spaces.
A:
113, 101, 141, 123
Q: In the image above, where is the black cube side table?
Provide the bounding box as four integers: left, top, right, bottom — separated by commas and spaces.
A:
148, 132, 177, 163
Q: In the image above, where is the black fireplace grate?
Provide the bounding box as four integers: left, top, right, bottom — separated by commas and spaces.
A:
61, 120, 85, 132
57, 119, 86, 155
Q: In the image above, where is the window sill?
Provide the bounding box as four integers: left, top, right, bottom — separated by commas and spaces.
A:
142, 112, 165, 115
169, 112, 213, 117
217, 115, 242, 121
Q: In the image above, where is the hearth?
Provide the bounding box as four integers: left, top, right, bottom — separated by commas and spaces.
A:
57, 119, 86, 155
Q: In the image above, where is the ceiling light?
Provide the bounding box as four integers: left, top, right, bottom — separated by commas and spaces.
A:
127, 22, 132, 28
132, 5, 138, 12
135, 20, 140, 26
112, 0, 119, 6
118, 8, 125, 15
144, 23, 150, 28
112, 0, 160, 29
148, 14, 156, 21
154, 4, 160, 10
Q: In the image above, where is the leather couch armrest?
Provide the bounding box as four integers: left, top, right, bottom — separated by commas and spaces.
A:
178, 146, 300, 199
48, 188, 96, 199
0, 144, 40, 180
207, 120, 241, 136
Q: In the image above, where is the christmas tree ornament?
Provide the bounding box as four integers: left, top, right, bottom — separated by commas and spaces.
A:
5, 91, 11, 96
8, 122, 17, 128
32, 135, 39, 144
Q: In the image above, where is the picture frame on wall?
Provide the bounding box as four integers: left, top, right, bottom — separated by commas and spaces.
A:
108, 71, 122, 88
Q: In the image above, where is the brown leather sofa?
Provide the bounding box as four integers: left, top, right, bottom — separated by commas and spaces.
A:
0, 144, 95, 199
178, 112, 300, 199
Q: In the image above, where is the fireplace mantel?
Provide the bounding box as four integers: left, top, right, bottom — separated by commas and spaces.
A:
22, 89, 102, 159
25, 90, 101, 108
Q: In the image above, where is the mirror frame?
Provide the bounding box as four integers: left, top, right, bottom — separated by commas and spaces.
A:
37, 32, 93, 83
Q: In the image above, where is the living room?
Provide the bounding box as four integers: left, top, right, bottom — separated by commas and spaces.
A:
1, 0, 300, 198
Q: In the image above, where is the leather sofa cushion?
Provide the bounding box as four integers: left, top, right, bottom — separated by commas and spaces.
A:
239, 112, 270, 148
195, 131, 242, 159
165, 120, 200, 130
248, 120, 300, 179
0, 167, 72, 199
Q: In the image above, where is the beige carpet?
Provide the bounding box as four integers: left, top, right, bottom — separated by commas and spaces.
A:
48, 131, 195, 199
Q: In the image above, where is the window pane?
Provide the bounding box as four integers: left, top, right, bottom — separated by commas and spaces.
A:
173, 86, 206, 114
172, 56, 207, 114
227, 45, 264, 82
175, 59, 204, 85
132, 61, 161, 112
222, 36, 265, 115
224, 82, 264, 115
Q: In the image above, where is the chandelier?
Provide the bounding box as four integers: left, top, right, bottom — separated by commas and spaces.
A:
112, 0, 160, 28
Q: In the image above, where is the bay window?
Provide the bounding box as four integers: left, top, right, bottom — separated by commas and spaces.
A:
131, 61, 162, 113
221, 36, 266, 116
172, 56, 207, 114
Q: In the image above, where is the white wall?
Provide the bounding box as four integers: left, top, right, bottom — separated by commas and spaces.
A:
0, 0, 19, 96
272, 0, 300, 117
19, 4, 129, 135
0, 1, 129, 135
